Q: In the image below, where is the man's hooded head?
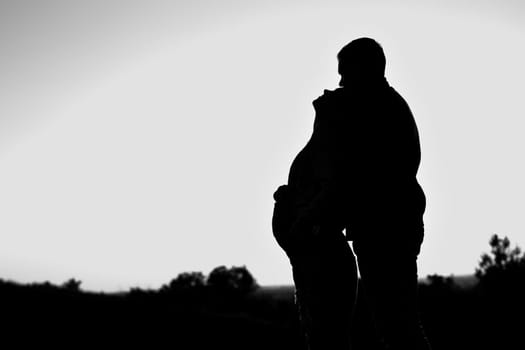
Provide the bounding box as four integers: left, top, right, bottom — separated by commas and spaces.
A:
337, 37, 386, 87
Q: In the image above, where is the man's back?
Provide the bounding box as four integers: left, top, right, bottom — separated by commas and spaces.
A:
310, 80, 425, 237
345, 82, 425, 230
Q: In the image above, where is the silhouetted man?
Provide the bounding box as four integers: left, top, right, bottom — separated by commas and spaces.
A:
317, 37, 431, 350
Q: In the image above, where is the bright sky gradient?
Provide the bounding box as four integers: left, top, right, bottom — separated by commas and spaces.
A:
1, 0, 524, 291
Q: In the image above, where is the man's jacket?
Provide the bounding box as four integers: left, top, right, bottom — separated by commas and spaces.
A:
311, 78, 426, 237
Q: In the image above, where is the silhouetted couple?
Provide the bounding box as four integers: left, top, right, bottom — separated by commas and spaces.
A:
272, 38, 431, 350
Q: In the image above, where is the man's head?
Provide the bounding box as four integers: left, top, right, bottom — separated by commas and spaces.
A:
337, 37, 386, 87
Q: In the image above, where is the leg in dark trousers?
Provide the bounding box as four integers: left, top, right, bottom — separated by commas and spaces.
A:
353, 228, 432, 350
291, 228, 358, 350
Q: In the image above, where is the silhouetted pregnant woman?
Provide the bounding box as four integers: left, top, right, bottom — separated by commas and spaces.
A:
272, 88, 358, 350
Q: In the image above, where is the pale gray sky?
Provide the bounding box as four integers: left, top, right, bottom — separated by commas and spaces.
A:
1, 0, 524, 291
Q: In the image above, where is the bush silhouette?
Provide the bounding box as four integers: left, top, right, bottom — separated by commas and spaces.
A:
61, 278, 82, 292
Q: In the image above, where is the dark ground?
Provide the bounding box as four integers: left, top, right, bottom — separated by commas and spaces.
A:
0, 274, 522, 350
1, 235, 523, 349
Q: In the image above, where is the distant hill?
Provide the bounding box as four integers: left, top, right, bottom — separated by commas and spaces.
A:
254, 274, 479, 299
420, 274, 479, 289
449, 274, 478, 289
250, 285, 294, 300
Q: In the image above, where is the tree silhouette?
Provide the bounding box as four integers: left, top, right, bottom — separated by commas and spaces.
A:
207, 265, 258, 294
475, 234, 525, 304
164, 271, 206, 292
475, 234, 524, 280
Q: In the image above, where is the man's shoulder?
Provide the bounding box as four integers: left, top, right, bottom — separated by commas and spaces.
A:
386, 86, 410, 106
